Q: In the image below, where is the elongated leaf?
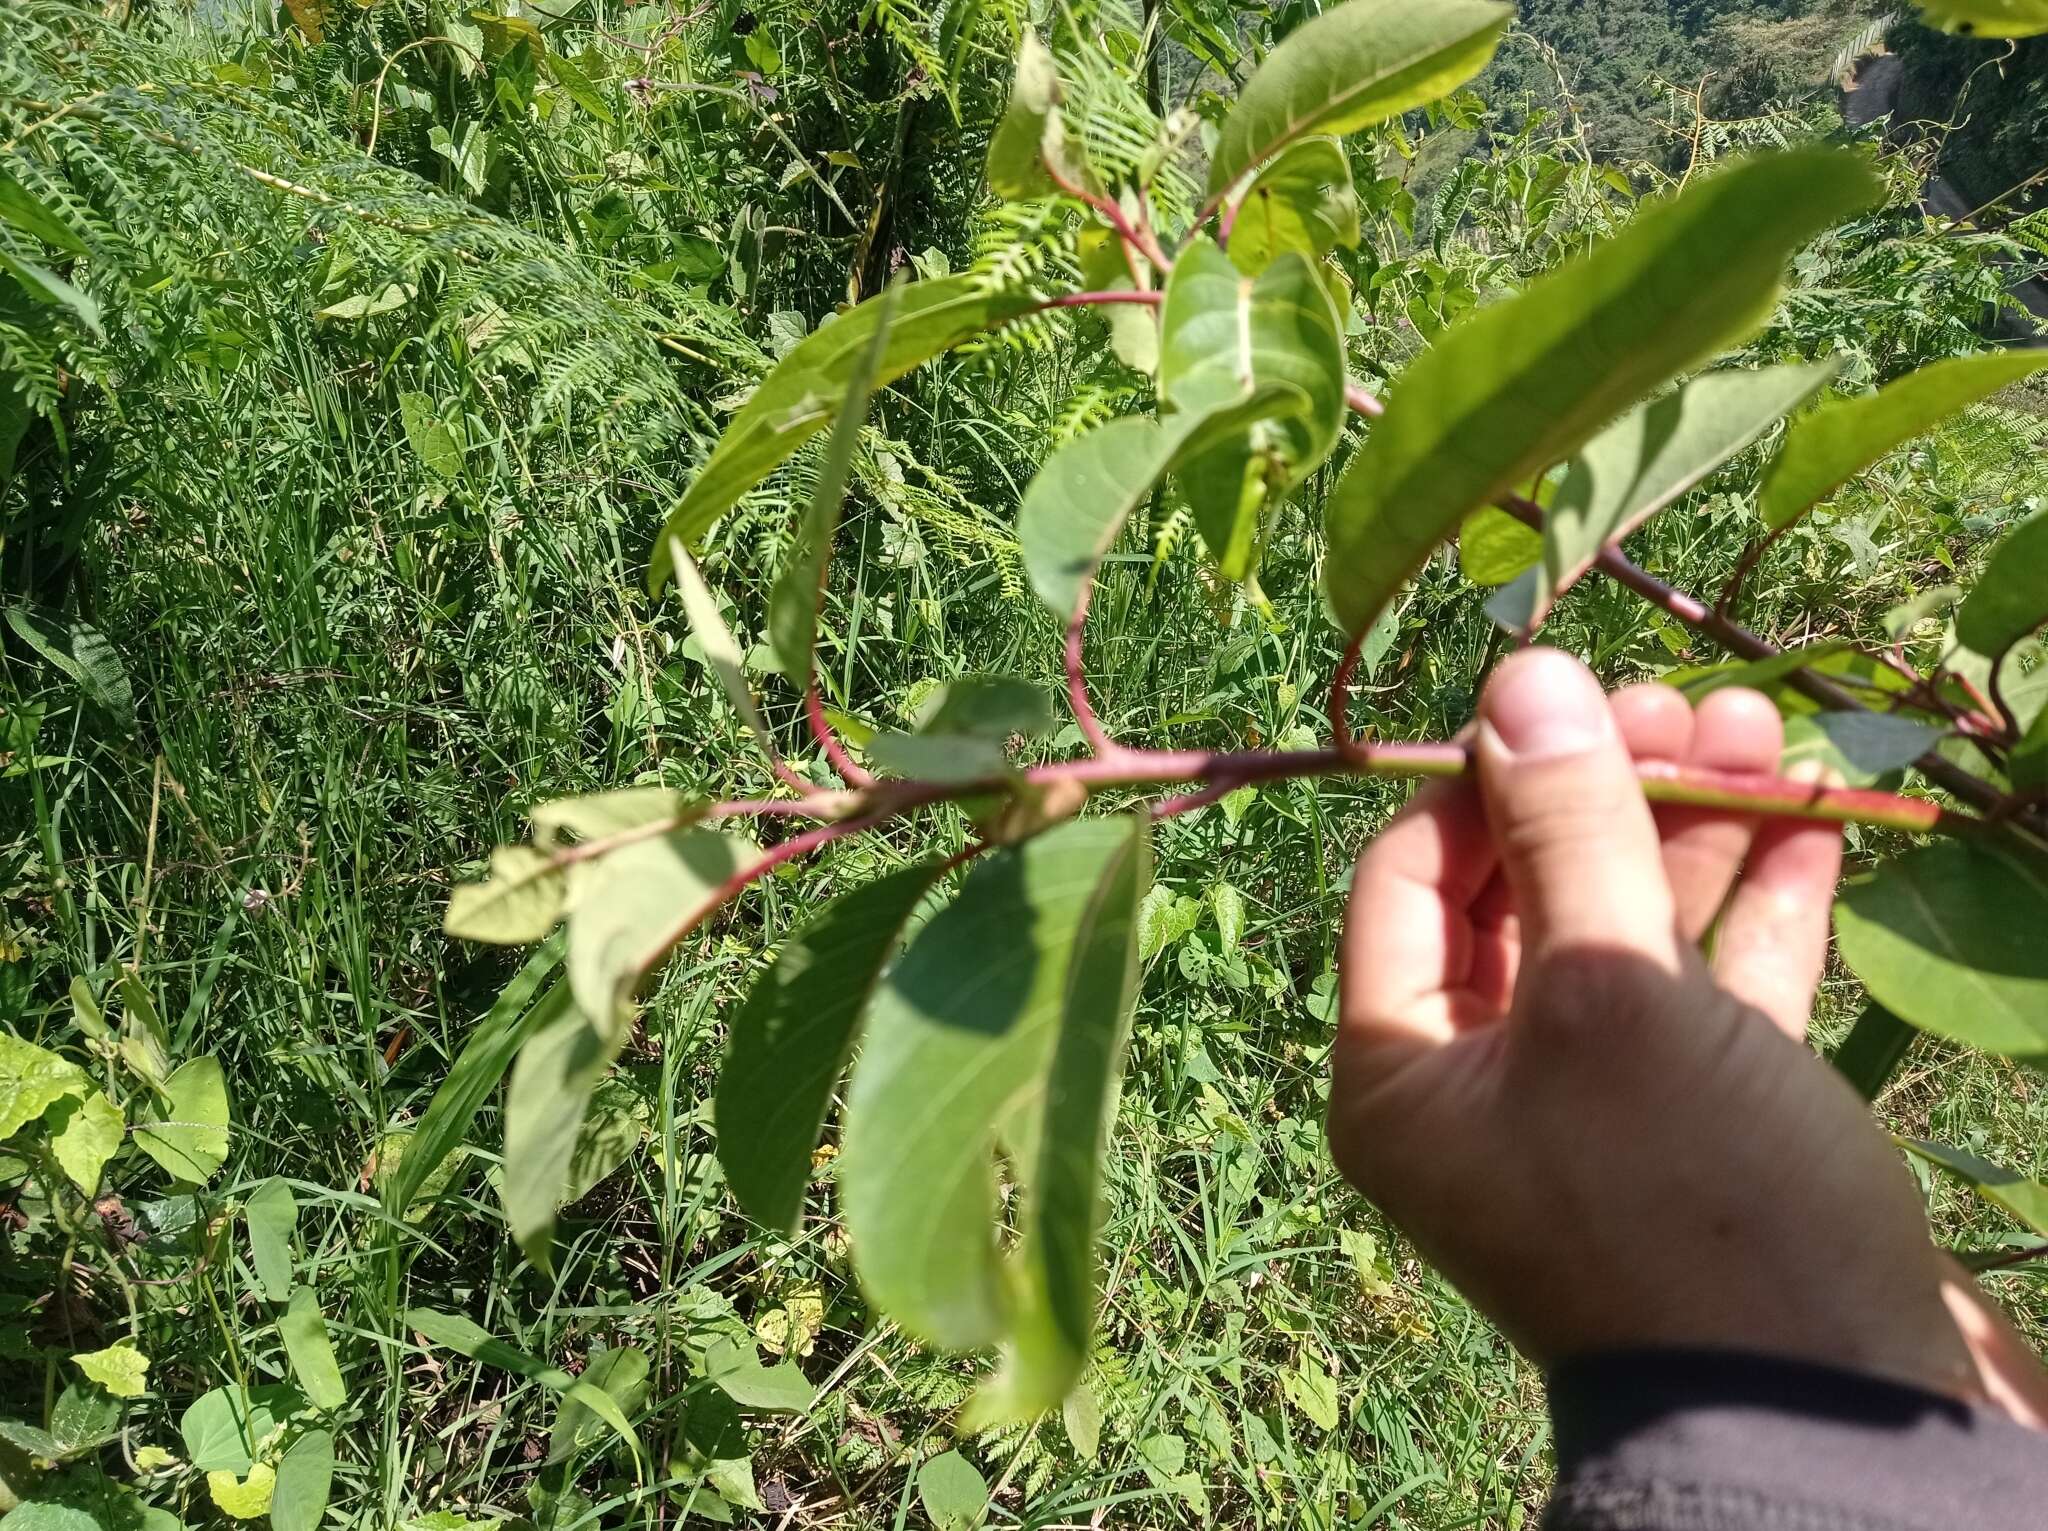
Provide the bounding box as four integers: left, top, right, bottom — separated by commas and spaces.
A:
1834, 841, 2048, 1057
1780, 712, 1942, 786
531, 789, 698, 852
45, 1090, 121, 1196
271, 1429, 335, 1531
278, 1288, 346, 1412
841, 816, 1148, 1421
1322, 151, 1882, 637
1161, 240, 1345, 579
2013, 706, 2048, 793
134, 1056, 230, 1184
650, 277, 1038, 586
503, 1007, 624, 1269
1900, 1139, 2048, 1237
767, 279, 899, 684
1957, 510, 2048, 659
1913, 0, 2048, 36
550, 1345, 650, 1463
1831, 1001, 1916, 1101
1759, 353, 2048, 531
1206, 0, 1511, 199
1076, 227, 1158, 375
0, 175, 87, 255
718, 861, 945, 1232
243, 1178, 297, 1302
1502, 363, 1838, 630
386, 947, 565, 1213
987, 33, 1089, 199
671, 542, 776, 757
566, 827, 760, 1036
1226, 138, 1358, 276
0, 252, 102, 336
403, 1307, 641, 1462
445, 845, 566, 945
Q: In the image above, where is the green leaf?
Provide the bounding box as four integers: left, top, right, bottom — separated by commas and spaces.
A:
1834, 842, 2048, 1058
445, 845, 567, 945
718, 862, 945, 1233
180, 1385, 298, 1473
2013, 707, 2048, 793
278, 1289, 346, 1412
987, 33, 1088, 200
562, 1072, 650, 1205
133, 1056, 230, 1184
1958, 510, 2048, 659
270, 1429, 335, 1531
1209, 882, 1246, 953
1206, 0, 1511, 200
314, 282, 411, 322
71, 1341, 149, 1399
398, 392, 463, 481
0, 252, 102, 336
549, 1346, 649, 1464
671, 543, 777, 759
1226, 138, 1359, 276
1779, 712, 1942, 787
1912, 0, 2048, 36
702, 1336, 813, 1413
531, 789, 698, 852
1, 1506, 101, 1530
1505, 362, 1839, 630
2, 608, 135, 731
45, 1089, 120, 1194
1458, 506, 1543, 586
0, 174, 87, 255
1321, 151, 1882, 637
916, 1450, 989, 1531
1899, 1139, 2048, 1237
1832, 1002, 1916, 1102
841, 816, 1148, 1422
566, 827, 761, 1037
502, 1009, 621, 1270
1160, 240, 1345, 580
1061, 1381, 1103, 1459
1284, 1358, 1341, 1432
404, 1307, 642, 1463
650, 276, 1038, 587
767, 278, 898, 685
1759, 353, 2048, 531
208, 1462, 276, 1520
548, 52, 615, 122
868, 675, 1052, 782
243, 1178, 297, 1303
385, 950, 565, 1214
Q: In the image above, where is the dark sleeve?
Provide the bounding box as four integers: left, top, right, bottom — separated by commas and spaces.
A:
1543, 1350, 2048, 1531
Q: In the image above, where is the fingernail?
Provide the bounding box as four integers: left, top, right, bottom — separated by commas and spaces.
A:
1482, 649, 1614, 760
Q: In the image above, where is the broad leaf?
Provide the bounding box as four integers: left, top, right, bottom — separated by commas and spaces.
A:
179, 1384, 299, 1473
562, 1072, 651, 1204
1076, 227, 1158, 375
1900, 1139, 2048, 1237
718, 861, 945, 1232
1226, 138, 1359, 276
2014, 707, 2048, 793
702, 1336, 813, 1413
398, 392, 463, 481
1458, 506, 1543, 586
271, 1429, 335, 1531
531, 789, 698, 852
1780, 712, 1942, 787
386, 954, 566, 1215
1957, 510, 2048, 659
917, 1450, 990, 1531
279, 1288, 346, 1411
72, 1341, 148, 1399
650, 276, 1038, 586
445, 845, 566, 945
1834, 841, 2048, 1057
672, 543, 776, 757
1503, 363, 1838, 629
841, 816, 1148, 1421
987, 33, 1089, 199
550, 1345, 650, 1464
566, 827, 760, 1036
207, 1462, 276, 1520
134, 1056, 230, 1184
403, 1307, 642, 1462
868, 675, 1052, 782
1759, 353, 2048, 530
1322, 151, 1882, 637
1206, 0, 1511, 200
243, 1178, 296, 1302
45, 1089, 122, 1195
1160, 240, 1345, 579
1912, 0, 2048, 35
767, 278, 898, 684
502, 1008, 621, 1269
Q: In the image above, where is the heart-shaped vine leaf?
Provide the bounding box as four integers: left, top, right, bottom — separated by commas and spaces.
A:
1322, 150, 1882, 638
841, 815, 1148, 1423
1226, 137, 1359, 276
1206, 0, 1511, 201
1834, 841, 2048, 1058
1759, 352, 2048, 531
134, 1056, 230, 1184
718, 861, 946, 1233
650, 276, 1039, 587
1956, 509, 2048, 659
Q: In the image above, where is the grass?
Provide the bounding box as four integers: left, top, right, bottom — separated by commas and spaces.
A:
4, 4, 2048, 1525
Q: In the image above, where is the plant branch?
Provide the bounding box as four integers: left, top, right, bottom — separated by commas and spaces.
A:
1045, 163, 1170, 273
1344, 384, 1386, 419
1066, 583, 1123, 758
1035, 289, 1164, 312
806, 683, 874, 788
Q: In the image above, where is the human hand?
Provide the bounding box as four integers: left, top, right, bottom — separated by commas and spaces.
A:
1328, 647, 2039, 1407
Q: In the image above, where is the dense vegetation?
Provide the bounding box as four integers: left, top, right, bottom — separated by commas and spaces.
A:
2, 1, 2047, 1529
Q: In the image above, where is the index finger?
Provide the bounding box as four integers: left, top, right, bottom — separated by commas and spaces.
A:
1340, 777, 1502, 1051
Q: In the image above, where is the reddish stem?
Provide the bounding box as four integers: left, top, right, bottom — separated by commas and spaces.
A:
1036, 289, 1164, 311
708, 811, 889, 910
1066, 582, 1123, 758
1045, 162, 1170, 273
1344, 384, 1386, 419
806, 682, 874, 788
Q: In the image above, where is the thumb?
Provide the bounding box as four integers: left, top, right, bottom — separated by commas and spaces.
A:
1475, 648, 1679, 967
